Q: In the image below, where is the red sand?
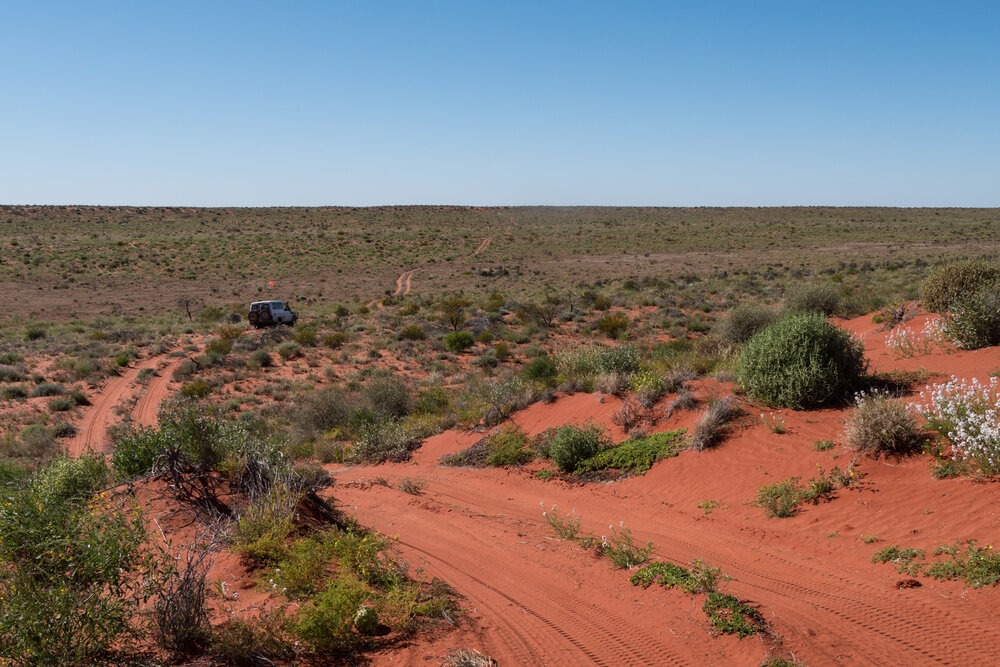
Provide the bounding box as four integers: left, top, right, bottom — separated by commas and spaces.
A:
330, 315, 1000, 666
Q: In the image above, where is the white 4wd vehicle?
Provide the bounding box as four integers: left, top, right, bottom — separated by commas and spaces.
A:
248, 300, 298, 327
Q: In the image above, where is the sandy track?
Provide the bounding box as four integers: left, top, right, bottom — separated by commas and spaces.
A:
331, 386, 1000, 667
472, 236, 492, 255
131, 355, 186, 427
394, 270, 415, 296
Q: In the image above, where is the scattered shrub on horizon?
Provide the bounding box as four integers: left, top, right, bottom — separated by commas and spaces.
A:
845, 391, 923, 458
921, 259, 1000, 313
738, 313, 868, 409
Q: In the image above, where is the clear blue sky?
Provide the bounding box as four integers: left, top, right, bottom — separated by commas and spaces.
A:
2, 1, 998, 206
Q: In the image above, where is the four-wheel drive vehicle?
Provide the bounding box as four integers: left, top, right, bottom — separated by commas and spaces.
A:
248, 300, 298, 327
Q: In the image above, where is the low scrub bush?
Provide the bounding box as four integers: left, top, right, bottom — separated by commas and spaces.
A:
443, 331, 475, 352
210, 611, 294, 665
277, 341, 302, 360
0, 456, 154, 664
595, 312, 629, 339
594, 344, 641, 376
351, 419, 416, 463
31, 382, 65, 397
754, 478, 804, 518
942, 288, 1000, 349
575, 429, 685, 475
0, 384, 27, 401
715, 302, 780, 348
845, 391, 923, 457
912, 376, 1000, 476
293, 575, 369, 653
738, 313, 867, 409
921, 259, 1000, 313
926, 541, 1000, 588
547, 424, 610, 473
180, 380, 213, 399
690, 396, 742, 451
363, 372, 412, 419
522, 354, 558, 386
784, 283, 842, 316
399, 324, 426, 340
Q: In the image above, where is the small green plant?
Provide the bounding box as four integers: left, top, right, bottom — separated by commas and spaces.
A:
812, 439, 835, 451
860, 534, 881, 544
754, 478, 803, 518
600, 524, 653, 570
702, 593, 767, 637
629, 561, 694, 589
760, 411, 785, 434
926, 541, 1000, 588
872, 545, 926, 575
697, 499, 722, 515
397, 478, 425, 495
543, 505, 583, 540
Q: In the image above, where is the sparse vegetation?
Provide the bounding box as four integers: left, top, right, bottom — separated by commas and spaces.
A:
845, 391, 924, 457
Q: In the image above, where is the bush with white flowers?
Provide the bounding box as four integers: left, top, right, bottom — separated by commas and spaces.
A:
911, 376, 1000, 475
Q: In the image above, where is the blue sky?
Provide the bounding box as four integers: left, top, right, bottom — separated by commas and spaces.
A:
2, 1, 998, 206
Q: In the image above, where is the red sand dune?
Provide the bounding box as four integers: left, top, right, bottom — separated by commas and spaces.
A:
331, 316, 1000, 666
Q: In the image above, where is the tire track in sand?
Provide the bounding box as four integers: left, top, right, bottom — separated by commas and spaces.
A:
132, 356, 186, 428
69, 354, 170, 456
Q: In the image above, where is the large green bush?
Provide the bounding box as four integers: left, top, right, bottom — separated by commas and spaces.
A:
737, 313, 867, 409
921, 259, 1000, 313
443, 331, 475, 352
783, 283, 842, 316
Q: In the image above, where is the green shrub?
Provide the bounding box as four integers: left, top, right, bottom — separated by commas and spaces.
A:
547, 424, 610, 473
31, 382, 65, 397
630, 561, 694, 589
25, 325, 46, 341
703, 593, 766, 637
942, 287, 1000, 349
248, 349, 273, 369
576, 429, 685, 475
484, 426, 534, 467
0, 385, 27, 401
596, 313, 630, 339
594, 345, 641, 375
0, 364, 25, 382
47, 396, 75, 412
784, 283, 842, 316
738, 313, 867, 409
845, 391, 923, 457
399, 324, 426, 341
292, 387, 355, 442
522, 355, 558, 385
277, 341, 302, 360
294, 326, 318, 346
293, 576, 368, 652
443, 331, 475, 352
180, 380, 213, 399
716, 302, 780, 348
921, 259, 1000, 313
363, 373, 412, 419
352, 419, 415, 463
16, 424, 57, 459
926, 541, 1000, 588
0, 456, 151, 664
233, 486, 300, 566
322, 331, 347, 349
600, 525, 653, 569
